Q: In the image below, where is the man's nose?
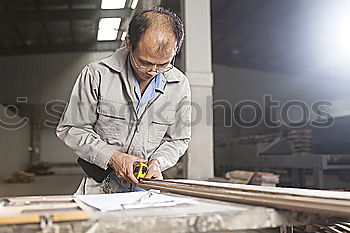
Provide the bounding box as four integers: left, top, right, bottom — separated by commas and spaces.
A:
148, 70, 158, 76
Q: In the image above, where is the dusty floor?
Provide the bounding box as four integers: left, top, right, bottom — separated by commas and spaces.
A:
0, 174, 83, 197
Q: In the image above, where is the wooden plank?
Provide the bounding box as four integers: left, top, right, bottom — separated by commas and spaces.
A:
0, 210, 89, 225
0, 197, 90, 225
11, 197, 74, 203
226, 170, 255, 184
165, 179, 350, 200
139, 179, 350, 217
0, 203, 79, 217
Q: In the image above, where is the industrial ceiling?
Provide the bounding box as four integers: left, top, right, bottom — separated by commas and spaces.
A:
0, 0, 134, 55
1, 0, 350, 77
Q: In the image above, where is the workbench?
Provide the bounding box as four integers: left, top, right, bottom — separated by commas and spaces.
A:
0, 193, 332, 233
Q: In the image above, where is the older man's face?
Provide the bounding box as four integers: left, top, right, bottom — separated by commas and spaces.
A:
127, 31, 177, 82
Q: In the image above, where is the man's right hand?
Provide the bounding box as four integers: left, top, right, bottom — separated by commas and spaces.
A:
108, 151, 147, 184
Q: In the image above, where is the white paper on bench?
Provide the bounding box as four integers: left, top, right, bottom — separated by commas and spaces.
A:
74, 191, 198, 211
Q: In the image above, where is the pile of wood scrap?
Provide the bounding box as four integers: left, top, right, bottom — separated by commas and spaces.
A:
4, 171, 35, 183
225, 170, 279, 187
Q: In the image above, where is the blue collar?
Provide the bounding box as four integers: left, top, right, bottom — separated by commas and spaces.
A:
154, 73, 165, 93
128, 54, 165, 93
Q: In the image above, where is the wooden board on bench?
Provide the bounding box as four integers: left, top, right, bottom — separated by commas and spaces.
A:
0, 197, 90, 225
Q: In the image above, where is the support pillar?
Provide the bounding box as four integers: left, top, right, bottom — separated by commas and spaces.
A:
182, 0, 214, 180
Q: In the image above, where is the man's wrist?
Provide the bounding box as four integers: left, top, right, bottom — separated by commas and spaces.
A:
108, 151, 123, 165
149, 159, 160, 166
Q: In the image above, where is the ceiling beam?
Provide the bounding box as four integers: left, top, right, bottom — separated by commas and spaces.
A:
0, 41, 119, 56
67, 0, 75, 44
33, 0, 51, 45
1, 9, 131, 22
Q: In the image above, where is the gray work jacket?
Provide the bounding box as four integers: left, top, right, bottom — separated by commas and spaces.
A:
56, 47, 191, 194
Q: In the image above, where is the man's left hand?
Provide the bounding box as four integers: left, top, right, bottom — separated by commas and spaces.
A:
145, 159, 163, 179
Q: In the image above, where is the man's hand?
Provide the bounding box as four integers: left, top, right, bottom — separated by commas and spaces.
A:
145, 159, 163, 179
109, 151, 147, 184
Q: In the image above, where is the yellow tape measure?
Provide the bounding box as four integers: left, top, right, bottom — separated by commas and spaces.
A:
133, 162, 148, 180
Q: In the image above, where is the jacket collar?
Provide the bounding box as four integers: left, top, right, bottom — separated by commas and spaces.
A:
101, 47, 180, 83
101, 47, 128, 73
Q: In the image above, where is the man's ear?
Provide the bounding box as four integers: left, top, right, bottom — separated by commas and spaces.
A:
125, 37, 131, 51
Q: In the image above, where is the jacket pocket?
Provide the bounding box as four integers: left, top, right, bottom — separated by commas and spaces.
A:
149, 109, 175, 144
96, 100, 129, 144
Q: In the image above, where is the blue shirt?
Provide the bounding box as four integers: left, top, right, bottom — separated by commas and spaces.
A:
129, 56, 164, 113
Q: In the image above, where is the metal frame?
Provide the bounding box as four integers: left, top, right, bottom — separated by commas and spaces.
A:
0, 9, 131, 22
229, 153, 350, 189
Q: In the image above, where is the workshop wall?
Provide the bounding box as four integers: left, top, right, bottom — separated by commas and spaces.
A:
0, 51, 113, 104
40, 128, 81, 174
0, 104, 30, 180
0, 51, 113, 169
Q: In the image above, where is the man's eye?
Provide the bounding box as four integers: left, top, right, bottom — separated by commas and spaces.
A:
141, 61, 152, 66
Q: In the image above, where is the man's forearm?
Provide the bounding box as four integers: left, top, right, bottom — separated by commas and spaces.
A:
56, 125, 115, 169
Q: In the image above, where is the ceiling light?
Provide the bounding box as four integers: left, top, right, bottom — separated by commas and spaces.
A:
101, 0, 126, 9
131, 0, 138, 10
99, 18, 121, 30
121, 31, 127, 41
97, 29, 118, 41
97, 18, 121, 41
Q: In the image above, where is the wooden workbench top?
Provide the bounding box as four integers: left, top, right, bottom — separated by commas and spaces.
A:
0, 193, 332, 233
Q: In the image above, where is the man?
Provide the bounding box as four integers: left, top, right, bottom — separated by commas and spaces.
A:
56, 7, 191, 194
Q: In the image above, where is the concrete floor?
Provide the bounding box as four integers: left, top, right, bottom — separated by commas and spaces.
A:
0, 174, 83, 197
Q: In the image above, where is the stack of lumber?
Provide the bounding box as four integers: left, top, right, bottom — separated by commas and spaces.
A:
225, 170, 279, 187
250, 172, 279, 186
287, 129, 313, 155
